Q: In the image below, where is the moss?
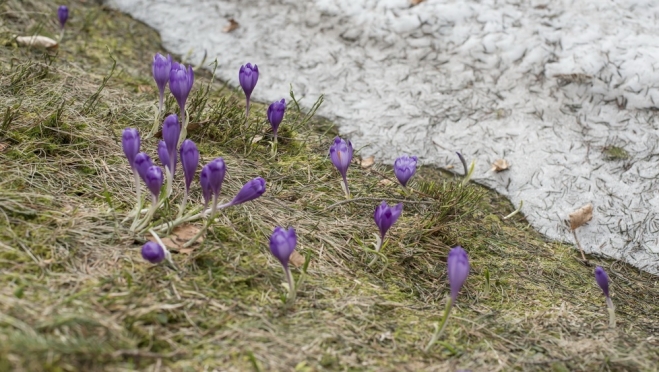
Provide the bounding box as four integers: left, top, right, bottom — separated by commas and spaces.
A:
603, 145, 630, 161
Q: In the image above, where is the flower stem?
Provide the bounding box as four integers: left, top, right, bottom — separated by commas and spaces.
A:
245, 96, 251, 118
367, 235, 384, 266
424, 297, 453, 352
124, 169, 142, 224
176, 191, 188, 220
147, 103, 161, 139
165, 166, 173, 198
606, 296, 616, 329
284, 266, 296, 304
183, 195, 217, 247
133, 195, 158, 232
177, 108, 189, 147
341, 176, 350, 199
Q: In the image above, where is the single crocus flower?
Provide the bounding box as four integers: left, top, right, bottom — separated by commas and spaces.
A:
425, 245, 470, 351
58, 5, 69, 29
184, 158, 227, 248
199, 164, 212, 208
269, 226, 297, 302
219, 177, 266, 209
239, 63, 259, 117
157, 141, 174, 174
329, 136, 353, 198
394, 155, 418, 187
267, 99, 286, 143
170, 62, 194, 121
152, 53, 172, 113
595, 266, 616, 328
374, 201, 403, 241
122, 128, 140, 169
144, 166, 164, 200
134, 152, 153, 182
141, 241, 165, 264
178, 139, 199, 217
162, 114, 180, 172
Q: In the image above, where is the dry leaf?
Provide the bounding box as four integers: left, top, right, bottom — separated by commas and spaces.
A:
361, 156, 375, 168
252, 135, 264, 144
410, 0, 426, 4
289, 251, 305, 268
569, 203, 593, 230
138, 85, 153, 93
379, 179, 394, 186
147, 224, 203, 253
16, 35, 58, 49
223, 19, 239, 33
491, 159, 510, 172
0, 142, 8, 152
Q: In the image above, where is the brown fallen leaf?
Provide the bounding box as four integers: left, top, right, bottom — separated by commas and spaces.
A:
410, 0, 426, 5
0, 142, 8, 152
491, 159, 510, 172
361, 156, 375, 168
16, 35, 58, 49
379, 179, 394, 186
223, 19, 239, 33
289, 251, 305, 268
252, 135, 264, 144
137, 85, 153, 93
147, 224, 203, 254
569, 203, 593, 230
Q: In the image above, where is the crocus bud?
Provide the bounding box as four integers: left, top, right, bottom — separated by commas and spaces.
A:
447, 246, 470, 302
267, 99, 286, 138
226, 177, 266, 207
169, 62, 194, 114
152, 53, 172, 109
269, 226, 297, 269
144, 166, 164, 199
162, 114, 181, 172
205, 158, 226, 197
58, 5, 69, 29
180, 139, 199, 192
157, 140, 174, 173
394, 155, 418, 187
374, 201, 403, 239
134, 152, 153, 182
594, 266, 610, 297
329, 136, 353, 181
141, 241, 165, 264
239, 63, 259, 98
122, 128, 140, 168
200, 166, 211, 207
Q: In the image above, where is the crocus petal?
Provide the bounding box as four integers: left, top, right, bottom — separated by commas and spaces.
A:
180, 139, 199, 192
239, 63, 259, 96
152, 53, 172, 94
269, 226, 296, 269
394, 155, 418, 187
141, 241, 165, 264
267, 99, 286, 135
58, 5, 69, 28
145, 166, 164, 199
134, 152, 153, 182
228, 177, 266, 206
374, 201, 403, 239
122, 128, 140, 168
447, 246, 470, 302
329, 136, 353, 179
595, 266, 610, 297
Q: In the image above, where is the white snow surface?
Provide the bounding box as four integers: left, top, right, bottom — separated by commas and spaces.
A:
109, 0, 659, 274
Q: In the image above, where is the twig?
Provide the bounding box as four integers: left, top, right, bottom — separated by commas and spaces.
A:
571, 229, 587, 261
325, 197, 434, 210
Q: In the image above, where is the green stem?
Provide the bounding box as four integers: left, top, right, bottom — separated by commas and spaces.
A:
177, 108, 189, 147
367, 235, 384, 267
133, 195, 158, 232
147, 104, 160, 139
183, 195, 217, 247
176, 191, 188, 220
284, 266, 296, 304
424, 297, 453, 352
341, 176, 350, 199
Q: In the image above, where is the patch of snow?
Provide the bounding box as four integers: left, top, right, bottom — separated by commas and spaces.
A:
108, 0, 659, 274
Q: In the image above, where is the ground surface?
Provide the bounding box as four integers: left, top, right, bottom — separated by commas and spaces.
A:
0, 1, 658, 371
109, 0, 659, 274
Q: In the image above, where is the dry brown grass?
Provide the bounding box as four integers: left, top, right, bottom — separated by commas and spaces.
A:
0, 1, 658, 371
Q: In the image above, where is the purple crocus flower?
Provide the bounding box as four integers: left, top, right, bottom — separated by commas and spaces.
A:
162, 114, 180, 173
329, 136, 353, 197
169, 62, 194, 119
157, 141, 176, 174
200, 166, 212, 207
374, 201, 403, 240
239, 63, 259, 117
206, 158, 226, 198
179, 139, 199, 193
141, 241, 165, 264
447, 246, 470, 302
144, 166, 164, 199
58, 5, 69, 29
394, 155, 418, 187
152, 53, 172, 112
267, 99, 286, 141
223, 177, 266, 208
269, 226, 297, 270
122, 128, 140, 168
133, 152, 153, 182
595, 266, 610, 298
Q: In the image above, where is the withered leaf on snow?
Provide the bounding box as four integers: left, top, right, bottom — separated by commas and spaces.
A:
569, 203, 593, 230
491, 159, 510, 172
410, 0, 426, 5
16, 35, 58, 49
223, 19, 239, 33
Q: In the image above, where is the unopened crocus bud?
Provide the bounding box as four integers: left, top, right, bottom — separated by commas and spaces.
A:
157, 141, 173, 173
329, 136, 353, 196
170, 62, 194, 117
152, 53, 172, 111
447, 246, 470, 302
595, 266, 610, 297
239, 63, 258, 117
200, 166, 212, 207
225, 177, 266, 207
141, 241, 165, 264
206, 158, 226, 198
269, 226, 297, 270
180, 139, 199, 193
374, 201, 403, 239
267, 99, 286, 139
58, 5, 69, 29
144, 166, 164, 199
162, 114, 180, 172
134, 152, 153, 182
394, 155, 418, 187
122, 128, 140, 168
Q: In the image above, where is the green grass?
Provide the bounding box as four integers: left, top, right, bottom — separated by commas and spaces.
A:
0, 1, 658, 371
